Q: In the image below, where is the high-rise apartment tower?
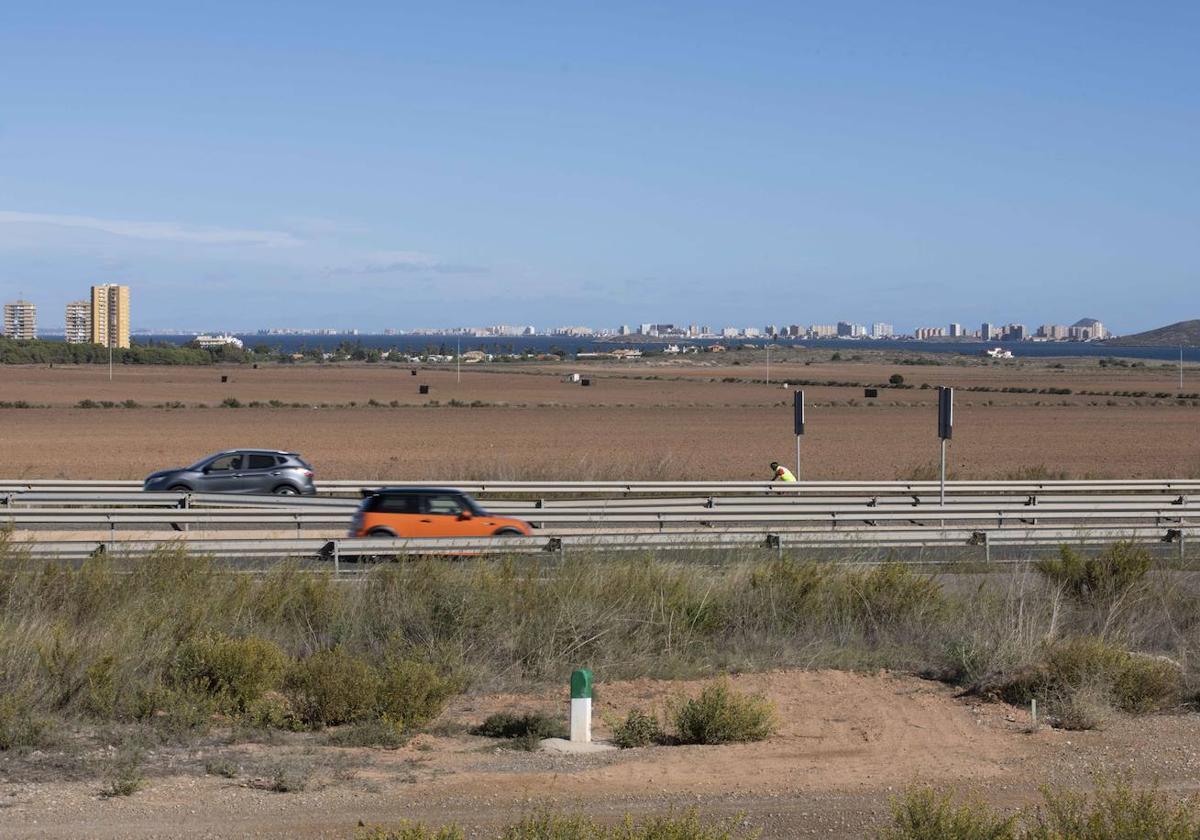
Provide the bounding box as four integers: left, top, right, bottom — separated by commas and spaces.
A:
90, 284, 130, 348
3, 300, 37, 340
65, 300, 91, 343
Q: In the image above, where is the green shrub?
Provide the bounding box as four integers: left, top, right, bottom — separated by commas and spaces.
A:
997, 637, 1180, 723
204, 758, 240, 778
0, 696, 53, 751
472, 712, 567, 750
326, 717, 408, 748
172, 633, 288, 712
610, 708, 664, 749
838, 563, 945, 632
284, 648, 381, 727
357, 809, 756, 840
358, 824, 465, 840
889, 373, 904, 385
375, 659, 461, 731
1029, 778, 1200, 839
101, 746, 145, 798
1035, 542, 1151, 603
143, 684, 221, 740
220, 396, 242, 408
672, 679, 776, 745
880, 786, 1018, 839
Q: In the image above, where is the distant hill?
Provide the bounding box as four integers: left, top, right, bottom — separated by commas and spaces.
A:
1106, 320, 1200, 347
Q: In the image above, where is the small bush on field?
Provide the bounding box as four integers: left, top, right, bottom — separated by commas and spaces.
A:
204, 757, 240, 778
472, 712, 567, 750
997, 637, 1180, 725
326, 717, 408, 749
672, 679, 776, 745
1048, 684, 1111, 731
101, 746, 146, 798
610, 708, 664, 749
143, 684, 221, 740
172, 633, 288, 713
284, 648, 381, 727
265, 761, 310, 793
1035, 542, 1151, 603
880, 786, 1016, 840
220, 396, 242, 408
375, 659, 460, 731
834, 562, 945, 635
0, 696, 53, 751
882, 779, 1200, 839
358, 824, 464, 840
359, 808, 757, 840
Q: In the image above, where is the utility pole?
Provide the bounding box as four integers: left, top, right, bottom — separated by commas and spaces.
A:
108, 342, 113, 382
1181, 346, 1185, 392
766, 343, 771, 386
456, 337, 461, 384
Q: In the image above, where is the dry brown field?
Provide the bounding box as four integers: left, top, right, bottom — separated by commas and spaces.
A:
1, 357, 1197, 480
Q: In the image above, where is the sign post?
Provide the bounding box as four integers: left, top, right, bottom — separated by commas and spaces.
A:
569, 669, 593, 743
793, 389, 805, 480
937, 386, 953, 505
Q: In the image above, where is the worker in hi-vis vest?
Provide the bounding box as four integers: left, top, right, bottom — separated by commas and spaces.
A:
770, 461, 796, 482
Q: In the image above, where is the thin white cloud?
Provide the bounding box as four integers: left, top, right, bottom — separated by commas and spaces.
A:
0, 210, 301, 247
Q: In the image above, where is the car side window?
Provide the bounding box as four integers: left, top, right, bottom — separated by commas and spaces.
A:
376, 495, 418, 514
424, 494, 465, 516
247, 454, 275, 470
208, 454, 241, 471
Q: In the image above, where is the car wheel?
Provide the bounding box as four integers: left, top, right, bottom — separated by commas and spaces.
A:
493, 528, 524, 536
168, 485, 190, 493
272, 485, 299, 495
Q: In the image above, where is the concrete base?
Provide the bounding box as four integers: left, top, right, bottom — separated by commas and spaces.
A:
539, 738, 617, 754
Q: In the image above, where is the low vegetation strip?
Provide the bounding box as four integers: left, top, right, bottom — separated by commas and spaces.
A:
0, 531, 1194, 751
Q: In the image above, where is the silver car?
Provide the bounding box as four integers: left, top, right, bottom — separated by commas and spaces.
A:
142, 450, 317, 495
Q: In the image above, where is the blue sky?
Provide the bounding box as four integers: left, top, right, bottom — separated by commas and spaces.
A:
1, 1, 1196, 333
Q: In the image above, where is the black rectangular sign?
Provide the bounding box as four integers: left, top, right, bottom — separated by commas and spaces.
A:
793, 389, 805, 436
937, 386, 953, 440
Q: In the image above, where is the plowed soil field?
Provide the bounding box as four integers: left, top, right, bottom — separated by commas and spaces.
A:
0, 358, 1197, 479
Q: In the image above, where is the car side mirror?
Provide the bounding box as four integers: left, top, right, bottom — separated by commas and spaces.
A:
458, 510, 473, 521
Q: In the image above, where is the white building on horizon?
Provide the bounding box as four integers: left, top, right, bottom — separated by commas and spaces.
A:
194, 333, 245, 349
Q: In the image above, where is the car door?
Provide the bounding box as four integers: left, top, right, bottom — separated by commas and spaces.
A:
239, 452, 283, 493
416, 492, 488, 537
193, 453, 245, 493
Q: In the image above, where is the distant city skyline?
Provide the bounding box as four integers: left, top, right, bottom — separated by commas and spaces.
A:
2, 3, 1197, 332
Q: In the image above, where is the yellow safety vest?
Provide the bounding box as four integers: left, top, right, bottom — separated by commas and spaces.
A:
775, 466, 796, 482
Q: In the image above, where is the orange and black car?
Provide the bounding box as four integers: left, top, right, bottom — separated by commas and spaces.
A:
349, 487, 532, 538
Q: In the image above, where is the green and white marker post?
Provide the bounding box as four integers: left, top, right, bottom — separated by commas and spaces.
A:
570, 668, 593, 743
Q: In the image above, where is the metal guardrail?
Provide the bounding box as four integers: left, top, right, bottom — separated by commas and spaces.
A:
4, 479, 1200, 496
8, 525, 1191, 567
1, 480, 1195, 558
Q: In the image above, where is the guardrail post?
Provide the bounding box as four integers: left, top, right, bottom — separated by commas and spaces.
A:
332, 540, 340, 577
295, 514, 302, 538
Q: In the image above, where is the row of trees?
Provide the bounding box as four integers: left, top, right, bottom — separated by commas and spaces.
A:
0, 337, 250, 366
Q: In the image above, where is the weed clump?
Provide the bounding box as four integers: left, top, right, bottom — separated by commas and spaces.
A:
1035, 542, 1151, 604
284, 648, 381, 727
883, 779, 1200, 839
672, 679, 776, 745
472, 712, 568, 750
358, 808, 756, 839
881, 786, 1016, 840
172, 633, 288, 713
995, 636, 1180, 728
609, 708, 664, 749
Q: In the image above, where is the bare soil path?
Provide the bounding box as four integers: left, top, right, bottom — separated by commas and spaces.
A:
4, 670, 1198, 839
